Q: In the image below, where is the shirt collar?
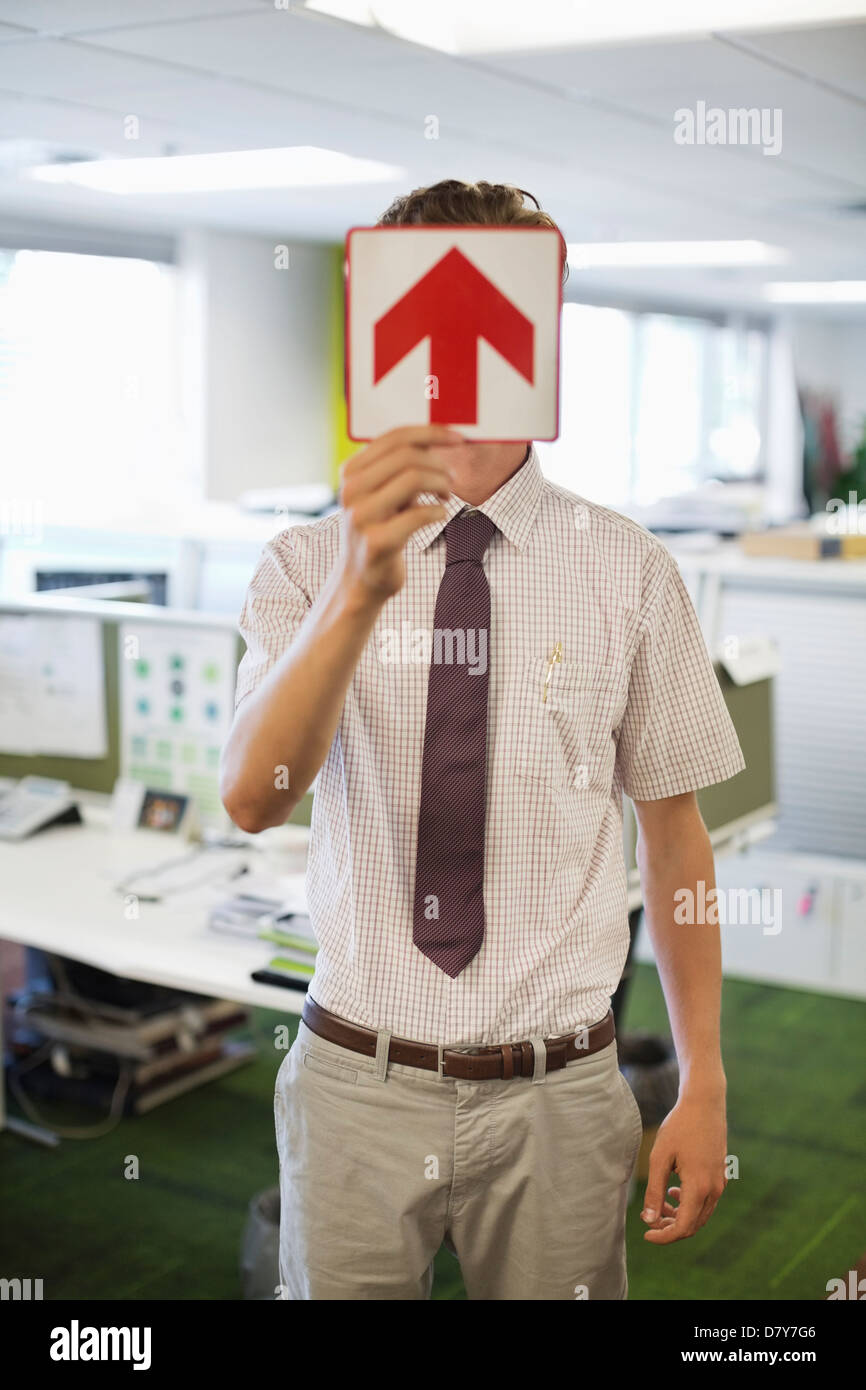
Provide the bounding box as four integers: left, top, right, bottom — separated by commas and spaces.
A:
409, 443, 543, 553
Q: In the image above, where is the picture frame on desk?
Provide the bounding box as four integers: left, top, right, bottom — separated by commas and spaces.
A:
110, 777, 197, 839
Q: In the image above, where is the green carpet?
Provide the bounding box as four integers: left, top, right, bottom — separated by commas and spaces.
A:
0, 966, 862, 1300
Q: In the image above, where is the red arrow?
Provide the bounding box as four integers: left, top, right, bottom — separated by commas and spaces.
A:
373, 246, 534, 425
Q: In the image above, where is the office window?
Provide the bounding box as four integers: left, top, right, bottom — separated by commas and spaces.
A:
538, 303, 767, 508
0, 248, 187, 526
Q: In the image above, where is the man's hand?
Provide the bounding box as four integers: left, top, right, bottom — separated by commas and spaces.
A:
338, 424, 463, 604
632, 791, 728, 1244
641, 1087, 728, 1243
222, 423, 462, 833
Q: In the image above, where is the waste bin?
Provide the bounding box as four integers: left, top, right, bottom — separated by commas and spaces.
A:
240, 1186, 281, 1300
619, 1033, 679, 1181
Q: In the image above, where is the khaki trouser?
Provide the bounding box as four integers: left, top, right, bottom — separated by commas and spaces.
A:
274, 1016, 643, 1301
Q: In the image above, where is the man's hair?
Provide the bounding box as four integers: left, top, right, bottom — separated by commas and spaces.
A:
378, 179, 568, 281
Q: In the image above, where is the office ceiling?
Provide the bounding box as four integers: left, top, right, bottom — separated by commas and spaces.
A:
1, 0, 865, 310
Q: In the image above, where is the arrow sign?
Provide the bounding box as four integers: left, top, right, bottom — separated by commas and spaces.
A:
373, 246, 534, 425
346, 226, 562, 441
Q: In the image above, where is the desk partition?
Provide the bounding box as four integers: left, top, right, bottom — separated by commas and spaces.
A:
0, 595, 313, 828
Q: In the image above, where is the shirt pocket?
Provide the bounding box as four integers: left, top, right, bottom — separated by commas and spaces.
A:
511, 656, 623, 794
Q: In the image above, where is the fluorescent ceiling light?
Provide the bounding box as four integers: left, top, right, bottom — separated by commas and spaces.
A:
567, 240, 787, 269
762, 281, 866, 303
305, 0, 866, 53
27, 146, 405, 194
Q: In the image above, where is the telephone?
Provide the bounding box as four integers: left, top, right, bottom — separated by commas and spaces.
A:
0, 776, 83, 841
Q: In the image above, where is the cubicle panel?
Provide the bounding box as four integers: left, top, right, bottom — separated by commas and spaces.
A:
0, 597, 314, 829
0, 603, 242, 811
0, 617, 121, 795
623, 668, 776, 876
698, 670, 775, 833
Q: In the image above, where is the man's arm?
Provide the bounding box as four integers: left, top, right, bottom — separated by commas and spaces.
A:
632, 790, 728, 1244
220, 425, 461, 833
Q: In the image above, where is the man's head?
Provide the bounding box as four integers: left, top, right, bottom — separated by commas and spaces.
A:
378, 178, 568, 283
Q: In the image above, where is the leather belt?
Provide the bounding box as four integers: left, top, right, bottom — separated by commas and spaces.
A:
301, 996, 615, 1081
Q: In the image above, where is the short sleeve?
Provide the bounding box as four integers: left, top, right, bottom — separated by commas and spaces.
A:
616, 551, 745, 801
234, 531, 311, 710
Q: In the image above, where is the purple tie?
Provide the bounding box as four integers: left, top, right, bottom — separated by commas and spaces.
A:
413, 508, 496, 977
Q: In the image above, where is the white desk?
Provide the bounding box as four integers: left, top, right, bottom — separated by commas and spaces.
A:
0, 796, 311, 1142
633, 845, 866, 1000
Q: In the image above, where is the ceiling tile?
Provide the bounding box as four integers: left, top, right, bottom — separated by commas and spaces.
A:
725, 20, 866, 101
0, 2, 266, 37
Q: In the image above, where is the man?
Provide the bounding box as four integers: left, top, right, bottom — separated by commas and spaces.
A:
220, 179, 744, 1301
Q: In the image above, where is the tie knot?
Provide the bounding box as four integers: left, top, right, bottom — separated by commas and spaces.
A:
444, 508, 497, 567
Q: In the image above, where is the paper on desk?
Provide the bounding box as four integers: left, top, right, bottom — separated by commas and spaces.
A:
232, 871, 309, 915
208, 870, 312, 941
718, 635, 781, 686
0, 614, 108, 757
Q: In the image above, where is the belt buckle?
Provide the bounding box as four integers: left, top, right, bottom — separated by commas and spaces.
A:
439, 1046, 476, 1079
